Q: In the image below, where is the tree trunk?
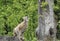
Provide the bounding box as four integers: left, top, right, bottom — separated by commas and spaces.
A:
36, 0, 57, 41
36, 0, 45, 41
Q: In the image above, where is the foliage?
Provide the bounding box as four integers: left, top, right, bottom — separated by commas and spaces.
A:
41, 2, 48, 8
0, 0, 38, 41
0, 0, 60, 41
54, 0, 60, 40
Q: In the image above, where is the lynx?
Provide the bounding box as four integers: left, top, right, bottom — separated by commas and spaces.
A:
13, 16, 29, 41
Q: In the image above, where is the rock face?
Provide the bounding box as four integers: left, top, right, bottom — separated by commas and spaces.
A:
0, 36, 20, 41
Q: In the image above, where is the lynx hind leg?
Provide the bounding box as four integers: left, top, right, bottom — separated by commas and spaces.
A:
13, 30, 18, 37
13, 32, 17, 37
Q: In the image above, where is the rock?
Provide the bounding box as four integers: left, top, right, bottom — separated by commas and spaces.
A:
0, 36, 20, 41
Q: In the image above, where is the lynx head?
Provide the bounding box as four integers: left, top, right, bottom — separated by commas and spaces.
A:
23, 16, 29, 22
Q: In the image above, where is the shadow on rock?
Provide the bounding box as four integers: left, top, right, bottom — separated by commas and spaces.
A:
0, 36, 20, 41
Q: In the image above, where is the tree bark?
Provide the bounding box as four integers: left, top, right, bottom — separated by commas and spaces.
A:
36, 0, 57, 41
36, 0, 45, 41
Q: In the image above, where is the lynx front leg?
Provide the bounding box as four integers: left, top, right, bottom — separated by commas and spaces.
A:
17, 32, 24, 41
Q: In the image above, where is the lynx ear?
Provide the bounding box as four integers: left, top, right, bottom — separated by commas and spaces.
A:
23, 16, 28, 20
